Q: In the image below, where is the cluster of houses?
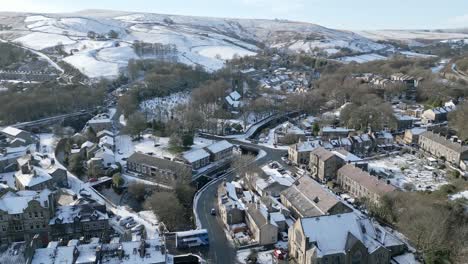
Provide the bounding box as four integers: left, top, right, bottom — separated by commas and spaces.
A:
0, 151, 111, 247
248, 66, 318, 94
217, 157, 407, 263
353, 72, 422, 100
0, 126, 37, 174
26, 236, 170, 264
288, 129, 394, 165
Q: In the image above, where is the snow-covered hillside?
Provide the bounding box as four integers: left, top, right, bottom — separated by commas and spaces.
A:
356, 29, 468, 44
2, 10, 462, 79
0, 10, 392, 78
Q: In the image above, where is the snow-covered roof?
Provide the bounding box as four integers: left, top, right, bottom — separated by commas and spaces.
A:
15, 167, 52, 188
322, 126, 353, 133
97, 129, 114, 138
32, 238, 167, 264
99, 135, 114, 146
300, 213, 403, 257
183, 148, 210, 163
1, 126, 23, 137
0, 189, 51, 214
229, 91, 241, 101
205, 140, 233, 154
295, 140, 320, 152
408, 127, 426, 135
332, 149, 362, 163
81, 141, 95, 149
49, 203, 108, 225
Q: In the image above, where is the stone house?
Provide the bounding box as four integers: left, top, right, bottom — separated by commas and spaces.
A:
403, 128, 426, 144
49, 202, 109, 241
204, 140, 233, 162
337, 165, 396, 204
127, 153, 192, 185
418, 131, 468, 165
289, 213, 406, 264
182, 149, 210, 170
217, 181, 245, 226
245, 203, 278, 245
0, 189, 54, 245
288, 140, 320, 165
309, 147, 345, 181
280, 176, 351, 219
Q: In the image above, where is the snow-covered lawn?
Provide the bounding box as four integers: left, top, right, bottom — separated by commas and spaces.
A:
115, 134, 214, 165
368, 154, 448, 191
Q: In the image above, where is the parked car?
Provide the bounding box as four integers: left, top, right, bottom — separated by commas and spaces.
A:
125, 221, 137, 229
79, 189, 91, 198
280, 231, 289, 241
119, 216, 134, 226
88, 178, 98, 183
210, 208, 216, 216
131, 224, 144, 233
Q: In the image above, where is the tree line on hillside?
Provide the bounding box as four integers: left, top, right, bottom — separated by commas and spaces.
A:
0, 81, 106, 124
0, 42, 32, 68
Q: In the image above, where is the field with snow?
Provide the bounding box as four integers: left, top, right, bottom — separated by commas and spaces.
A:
356, 29, 468, 42
1, 10, 397, 78
337, 53, 388, 63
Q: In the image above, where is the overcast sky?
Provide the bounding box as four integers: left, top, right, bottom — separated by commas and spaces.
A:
0, 0, 467, 30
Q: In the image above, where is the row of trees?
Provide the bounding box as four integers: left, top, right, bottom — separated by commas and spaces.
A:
0, 81, 106, 124
0, 42, 30, 68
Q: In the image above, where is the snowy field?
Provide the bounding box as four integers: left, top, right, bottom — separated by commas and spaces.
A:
357, 30, 468, 41
192, 45, 255, 60
10, 14, 260, 77
140, 92, 191, 122
337, 53, 387, 63
368, 153, 448, 191
5, 11, 396, 78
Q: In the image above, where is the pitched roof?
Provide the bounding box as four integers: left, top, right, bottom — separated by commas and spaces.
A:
1, 126, 23, 137
281, 177, 347, 217
205, 140, 233, 154
338, 164, 396, 194
299, 213, 401, 257
0, 189, 51, 214
310, 147, 336, 161
15, 167, 53, 187
127, 152, 190, 171
420, 131, 468, 153
183, 148, 210, 163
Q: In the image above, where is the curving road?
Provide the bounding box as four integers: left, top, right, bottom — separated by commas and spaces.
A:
195, 138, 287, 264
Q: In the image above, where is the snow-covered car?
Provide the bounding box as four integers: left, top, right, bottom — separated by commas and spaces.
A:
125, 221, 137, 229
119, 216, 134, 226
131, 224, 144, 233
79, 189, 91, 198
